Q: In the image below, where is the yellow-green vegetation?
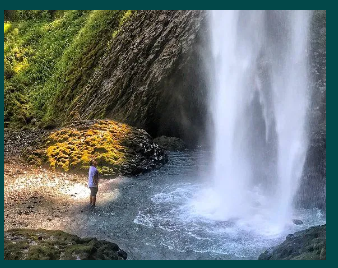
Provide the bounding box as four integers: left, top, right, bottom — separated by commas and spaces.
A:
45, 120, 129, 174
28, 119, 166, 175
4, 10, 135, 128
4, 11, 90, 127
4, 22, 12, 34
112, 10, 135, 38
43, 10, 136, 125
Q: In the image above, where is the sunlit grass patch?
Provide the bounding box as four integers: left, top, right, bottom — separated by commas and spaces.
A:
4, 22, 12, 34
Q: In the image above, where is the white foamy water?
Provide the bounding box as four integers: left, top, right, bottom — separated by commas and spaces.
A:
133, 176, 325, 258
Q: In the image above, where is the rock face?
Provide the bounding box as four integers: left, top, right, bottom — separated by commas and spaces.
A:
258, 225, 326, 260
62, 10, 209, 147
26, 119, 167, 176
153, 136, 186, 151
292, 219, 304, 226
4, 229, 127, 260
297, 10, 326, 210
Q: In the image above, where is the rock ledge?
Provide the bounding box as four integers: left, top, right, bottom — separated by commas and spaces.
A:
4, 228, 127, 260
258, 224, 326, 260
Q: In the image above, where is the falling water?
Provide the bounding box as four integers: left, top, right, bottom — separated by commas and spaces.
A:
124, 10, 321, 259
204, 10, 312, 234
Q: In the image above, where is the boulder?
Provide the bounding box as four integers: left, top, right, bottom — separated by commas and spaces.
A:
292, 219, 304, 225
25, 119, 167, 176
153, 136, 186, 151
4, 229, 127, 260
258, 225, 326, 260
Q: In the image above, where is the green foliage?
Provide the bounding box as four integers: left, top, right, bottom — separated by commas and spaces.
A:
4, 11, 90, 127
43, 10, 129, 125
15, 10, 53, 21
4, 10, 62, 22
4, 10, 134, 128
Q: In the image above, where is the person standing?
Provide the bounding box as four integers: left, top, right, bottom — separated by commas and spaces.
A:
88, 159, 99, 207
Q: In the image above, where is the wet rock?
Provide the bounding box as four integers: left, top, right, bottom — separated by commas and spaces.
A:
118, 249, 128, 259
4, 229, 127, 260
297, 11, 326, 210
292, 219, 304, 225
153, 136, 187, 151
258, 225, 326, 260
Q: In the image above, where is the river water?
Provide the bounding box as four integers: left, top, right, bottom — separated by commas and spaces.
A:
65, 151, 325, 260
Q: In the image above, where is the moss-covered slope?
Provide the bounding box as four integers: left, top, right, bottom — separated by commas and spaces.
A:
4, 10, 133, 128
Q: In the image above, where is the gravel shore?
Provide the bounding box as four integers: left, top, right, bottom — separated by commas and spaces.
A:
4, 158, 90, 230
4, 127, 125, 233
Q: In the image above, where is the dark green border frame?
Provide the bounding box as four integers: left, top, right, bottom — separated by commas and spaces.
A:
1, 1, 331, 266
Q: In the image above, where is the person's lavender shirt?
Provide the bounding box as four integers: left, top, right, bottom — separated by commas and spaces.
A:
88, 166, 98, 188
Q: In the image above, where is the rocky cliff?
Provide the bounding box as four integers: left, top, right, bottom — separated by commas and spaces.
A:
297, 10, 326, 210
52, 10, 209, 147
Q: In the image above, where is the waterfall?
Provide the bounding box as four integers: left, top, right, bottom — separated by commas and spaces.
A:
205, 10, 312, 234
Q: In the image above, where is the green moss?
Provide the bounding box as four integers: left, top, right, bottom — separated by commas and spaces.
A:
25, 119, 166, 175
44, 10, 130, 125
4, 239, 27, 260
4, 22, 12, 34
4, 229, 74, 260
4, 228, 124, 260
64, 244, 95, 259
38, 120, 134, 174
4, 10, 136, 128
4, 11, 90, 127
27, 245, 59, 260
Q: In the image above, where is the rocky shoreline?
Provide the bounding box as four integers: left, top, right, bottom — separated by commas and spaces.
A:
4, 157, 131, 260
259, 225, 326, 260
4, 156, 326, 260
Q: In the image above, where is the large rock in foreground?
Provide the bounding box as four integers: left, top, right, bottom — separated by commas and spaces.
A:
27, 119, 167, 176
258, 225, 326, 260
4, 229, 127, 260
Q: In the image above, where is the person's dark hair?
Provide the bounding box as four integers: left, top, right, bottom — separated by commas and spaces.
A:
90, 160, 96, 166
